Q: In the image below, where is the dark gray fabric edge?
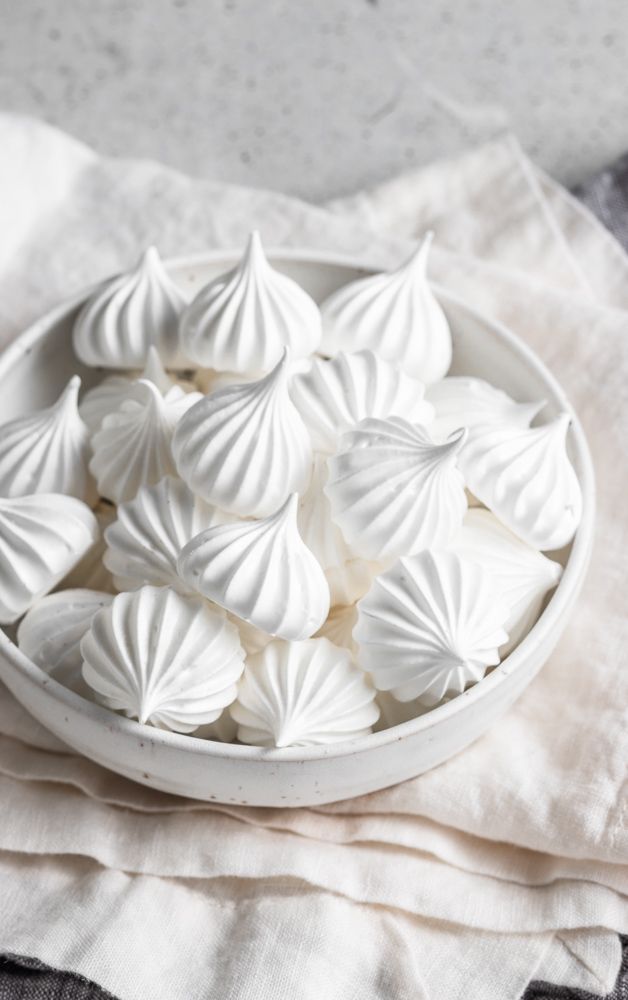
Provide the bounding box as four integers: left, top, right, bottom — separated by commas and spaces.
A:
0, 954, 117, 1000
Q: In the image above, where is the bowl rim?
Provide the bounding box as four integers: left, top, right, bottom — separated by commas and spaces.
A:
0, 246, 596, 764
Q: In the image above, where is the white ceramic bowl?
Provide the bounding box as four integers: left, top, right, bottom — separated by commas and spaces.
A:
0, 250, 595, 806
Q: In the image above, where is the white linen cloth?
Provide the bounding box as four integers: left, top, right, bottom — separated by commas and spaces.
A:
0, 113, 626, 1000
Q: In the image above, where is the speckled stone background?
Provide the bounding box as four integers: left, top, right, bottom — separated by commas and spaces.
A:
1, 0, 627, 199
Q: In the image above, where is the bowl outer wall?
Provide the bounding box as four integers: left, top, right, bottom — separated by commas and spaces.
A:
0, 249, 595, 806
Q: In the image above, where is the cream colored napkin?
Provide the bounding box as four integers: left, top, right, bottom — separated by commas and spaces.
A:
0, 114, 626, 1000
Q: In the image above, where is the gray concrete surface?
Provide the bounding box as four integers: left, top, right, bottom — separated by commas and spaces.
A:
1, 1, 627, 200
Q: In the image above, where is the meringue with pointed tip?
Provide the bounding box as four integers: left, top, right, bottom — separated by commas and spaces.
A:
449, 508, 563, 652
355, 550, 510, 705
73, 246, 189, 369
78, 347, 175, 436
426, 376, 544, 445
90, 379, 202, 504
230, 638, 379, 747
0, 494, 99, 624
104, 476, 231, 592
326, 416, 467, 561
314, 603, 358, 655
461, 413, 582, 550
178, 494, 330, 640
298, 455, 377, 605
17, 588, 113, 695
291, 349, 434, 453
0, 376, 93, 501
81, 585, 245, 732
173, 350, 313, 517
61, 499, 117, 593
180, 230, 321, 374
320, 234, 451, 383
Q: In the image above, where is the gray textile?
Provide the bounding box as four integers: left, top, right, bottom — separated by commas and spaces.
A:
0, 156, 627, 1000
0, 955, 115, 999
0, 940, 627, 1000
573, 156, 628, 251
525, 939, 628, 1000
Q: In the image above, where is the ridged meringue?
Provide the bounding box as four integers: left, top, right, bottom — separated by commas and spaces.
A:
460, 414, 582, 550
179, 230, 322, 374
103, 476, 231, 592
449, 508, 563, 652
320, 234, 452, 384
81, 586, 245, 732
90, 379, 202, 504
298, 455, 377, 605
177, 494, 330, 641
315, 603, 358, 654
426, 376, 544, 444
17, 589, 113, 695
230, 638, 379, 747
0, 494, 98, 624
291, 349, 434, 453
61, 499, 117, 593
355, 550, 510, 705
0, 376, 93, 502
173, 350, 313, 517
78, 347, 175, 436
73, 247, 189, 369
326, 417, 467, 561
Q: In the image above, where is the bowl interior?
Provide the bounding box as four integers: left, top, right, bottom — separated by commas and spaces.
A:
0, 250, 594, 795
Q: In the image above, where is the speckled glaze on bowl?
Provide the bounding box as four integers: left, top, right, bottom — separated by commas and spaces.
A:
0, 250, 595, 806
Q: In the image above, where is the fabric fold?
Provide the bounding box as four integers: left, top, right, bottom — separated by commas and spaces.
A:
0, 113, 626, 999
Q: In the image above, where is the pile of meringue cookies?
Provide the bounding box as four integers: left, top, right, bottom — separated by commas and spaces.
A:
0, 231, 583, 748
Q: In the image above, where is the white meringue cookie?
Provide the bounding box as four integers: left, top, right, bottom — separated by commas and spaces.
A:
104, 476, 231, 592
448, 508, 563, 652
80, 374, 138, 438
298, 455, 378, 606
460, 414, 582, 550
61, 499, 117, 593
314, 603, 358, 655
320, 234, 452, 383
179, 230, 321, 374
78, 347, 175, 436
326, 417, 467, 561
291, 349, 434, 453
173, 350, 313, 518
0, 494, 99, 624
90, 379, 202, 504
355, 550, 510, 705
177, 494, 330, 641
230, 638, 379, 747
73, 247, 189, 370
0, 376, 93, 502
17, 588, 113, 695
81, 585, 245, 733
426, 376, 544, 445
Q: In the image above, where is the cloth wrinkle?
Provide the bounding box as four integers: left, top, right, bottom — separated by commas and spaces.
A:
0, 113, 626, 1000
